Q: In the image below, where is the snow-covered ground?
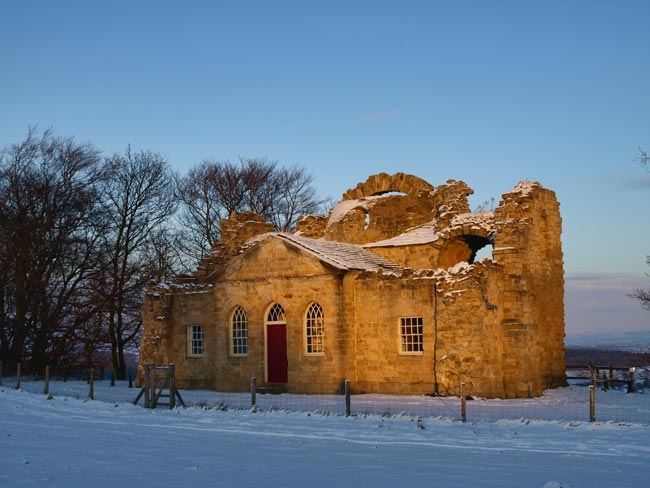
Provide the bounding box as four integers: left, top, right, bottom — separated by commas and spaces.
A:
1, 386, 650, 487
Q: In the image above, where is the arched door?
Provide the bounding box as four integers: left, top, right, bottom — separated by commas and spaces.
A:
266, 303, 288, 383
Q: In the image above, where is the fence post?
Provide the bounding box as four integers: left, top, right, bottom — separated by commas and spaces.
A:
589, 385, 595, 422
627, 367, 635, 393
144, 363, 152, 408
251, 377, 257, 407
128, 373, 133, 388
15, 363, 21, 390
88, 368, 94, 400
608, 365, 614, 389
344, 380, 351, 417
168, 363, 176, 409
110, 372, 115, 387
460, 382, 467, 423
43, 366, 50, 395
0, 361, 3, 386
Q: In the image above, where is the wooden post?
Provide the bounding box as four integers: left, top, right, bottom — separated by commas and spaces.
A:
88, 368, 94, 400
169, 363, 176, 409
0, 361, 3, 386
43, 366, 50, 395
608, 365, 614, 389
589, 385, 595, 422
344, 380, 351, 417
590, 366, 596, 386
627, 367, 635, 393
144, 363, 152, 408
110, 372, 115, 387
128, 373, 133, 389
15, 363, 21, 390
251, 376, 257, 407
460, 382, 467, 423
527, 384, 532, 398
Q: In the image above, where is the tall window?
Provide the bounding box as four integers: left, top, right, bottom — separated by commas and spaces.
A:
400, 317, 423, 354
232, 306, 248, 356
188, 325, 205, 357
305, 302, 324, 355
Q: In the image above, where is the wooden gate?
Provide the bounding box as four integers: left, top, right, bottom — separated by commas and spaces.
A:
133, 363, 186, 409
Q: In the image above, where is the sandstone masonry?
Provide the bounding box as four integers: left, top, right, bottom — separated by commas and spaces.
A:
139, 173, 566, 398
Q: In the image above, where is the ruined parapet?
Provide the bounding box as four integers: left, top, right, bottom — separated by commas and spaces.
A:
295, 214, 328, 238
220, 211, 275, 256
432, 180, 473, 231
196, 212, 274, 278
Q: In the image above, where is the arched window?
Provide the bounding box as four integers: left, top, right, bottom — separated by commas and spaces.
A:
231, 306, 248, 356
267, 303, 286, 323
305, 302, 324, 355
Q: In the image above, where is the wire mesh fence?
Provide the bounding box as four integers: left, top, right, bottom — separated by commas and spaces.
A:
2, 368, 649, 424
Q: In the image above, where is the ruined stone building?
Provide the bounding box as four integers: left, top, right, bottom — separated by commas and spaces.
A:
139, 173, 566, 398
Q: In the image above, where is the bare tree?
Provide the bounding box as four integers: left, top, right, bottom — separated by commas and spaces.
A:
637, 148, 650, 171
174, 157, 324, 267
0, 128, 103, 371
629, 149, 650, 311
96, 147, 176, 378
173, 161, 226, 266
629, 256, 650, 311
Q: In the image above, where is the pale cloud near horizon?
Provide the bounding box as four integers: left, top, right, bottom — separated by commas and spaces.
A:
603, 174, 650, 191
564, 271, 649, 335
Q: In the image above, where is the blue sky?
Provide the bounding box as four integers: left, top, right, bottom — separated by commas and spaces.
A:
1, 1, 649, 335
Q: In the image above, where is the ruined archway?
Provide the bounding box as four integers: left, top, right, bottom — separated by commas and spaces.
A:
342, 173, 435, 200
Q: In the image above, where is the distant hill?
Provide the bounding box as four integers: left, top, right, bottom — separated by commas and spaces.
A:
565, 329, 650, 350
565, 348, 650, 368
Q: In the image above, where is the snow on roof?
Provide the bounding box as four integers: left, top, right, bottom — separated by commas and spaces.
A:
363, 221, 439, 248
273, 233, 404, 274
327, 195, 388, 225
364, 211, 495, 249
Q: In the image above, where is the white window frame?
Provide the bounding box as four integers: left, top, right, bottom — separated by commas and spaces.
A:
305, 302, 325, 356
187, 325, 205, 357
399, 317, 423, 355
231, 306, 248, 357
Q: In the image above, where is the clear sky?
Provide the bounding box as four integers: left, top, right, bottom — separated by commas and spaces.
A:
1, 0, 649, 335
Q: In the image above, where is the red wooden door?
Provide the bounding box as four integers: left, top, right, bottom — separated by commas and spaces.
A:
267, 324, 288, 383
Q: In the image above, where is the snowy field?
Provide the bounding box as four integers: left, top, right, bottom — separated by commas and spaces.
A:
1, 386, 650, 487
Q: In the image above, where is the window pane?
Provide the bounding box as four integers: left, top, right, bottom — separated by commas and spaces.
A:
232, 306, 248, 355
189, 325, 204, 356
267, 303, 286, 322
400, 317, 423, 353
306, 303, 324, 354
